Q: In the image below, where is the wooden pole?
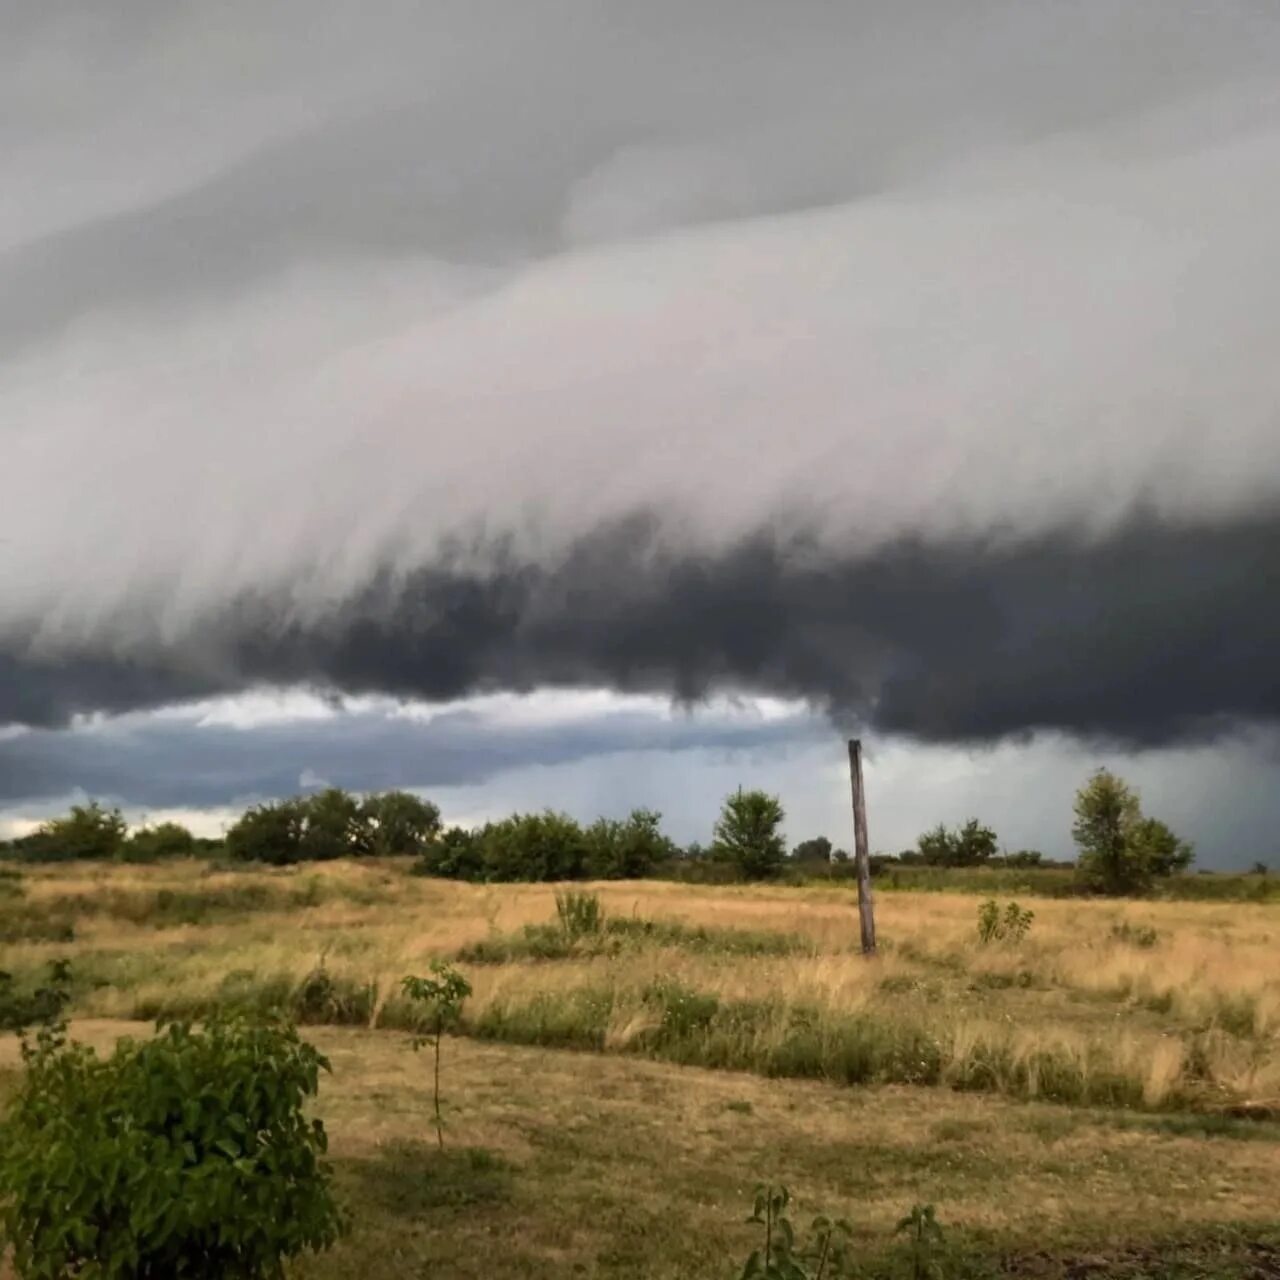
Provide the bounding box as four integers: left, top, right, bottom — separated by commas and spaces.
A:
848, 738, 877, 955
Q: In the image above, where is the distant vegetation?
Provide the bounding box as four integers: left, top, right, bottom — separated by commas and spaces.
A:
2, 768, 1270, 899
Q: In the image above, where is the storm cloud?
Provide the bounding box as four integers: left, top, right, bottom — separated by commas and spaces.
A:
2, 0, 1279, 757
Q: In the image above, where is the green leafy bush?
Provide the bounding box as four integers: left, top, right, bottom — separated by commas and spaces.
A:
895, 1203, 947, 1279
976, 899, 1034, 944
360, 790, 441, 856
583, 808, 675, 878
0, 1012, 343, 1278
0, 959, 72, 1035
916, 819, 998, 867
123, 820, 197, 862
476, 810, 589, 881
15, 801, 127, 863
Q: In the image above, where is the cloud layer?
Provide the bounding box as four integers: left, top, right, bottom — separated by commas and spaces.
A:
3, 0, 1279, 747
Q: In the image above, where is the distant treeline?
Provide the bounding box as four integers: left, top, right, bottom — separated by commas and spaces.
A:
2, 773, 1271, 896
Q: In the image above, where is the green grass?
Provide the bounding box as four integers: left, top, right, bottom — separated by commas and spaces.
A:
457, 915, 810, 964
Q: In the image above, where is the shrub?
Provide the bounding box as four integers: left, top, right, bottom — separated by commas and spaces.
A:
225, 797, 308, 864
976, 899, 1033, 944
0, 959, 72, 1035
414, 825, 485, 880
123, 820, 196, 862
714, 789, 786, 881
583, 808, 675, 878
360, 790, 441, 856
1110, 919, 1159, 948
16, 801, 127, 863
0, 1013, 344, 1278
916, 818, 998, 867
555, 889, 604, 939
477, 811, 588, 881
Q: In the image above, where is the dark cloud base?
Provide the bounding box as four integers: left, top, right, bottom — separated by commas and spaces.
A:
3, 508, 1278, 744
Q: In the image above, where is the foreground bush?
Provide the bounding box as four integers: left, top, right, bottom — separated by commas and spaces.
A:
0, 1012, 344, 1278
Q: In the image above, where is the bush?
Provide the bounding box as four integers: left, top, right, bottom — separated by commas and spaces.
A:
555, 889, 604, 939
713, 789, 786, 881
123, 820, 196, 862
225, 798, 308, 864
361, 790, 441, 856
916, 818, 998, 867
477, 811, 588, 881
16, 801, 127, 863
583, 808, 675, 878
414, 825, 485, 880
0, 1013, 344, 1278
976, 899, 1034, 944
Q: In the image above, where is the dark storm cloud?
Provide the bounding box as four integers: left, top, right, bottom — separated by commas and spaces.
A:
3, 0, 1280, 772
4, 509, 1276, 744
0, 695, 820, 809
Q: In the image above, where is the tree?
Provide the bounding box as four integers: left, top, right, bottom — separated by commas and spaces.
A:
225, 799, 307, 865
713, 789, 786, 881
584, 808, 675, 878
478, 811, 588, 881
299, 788, 368, 861
1072, 768, 1193, 894
414, 826, 485, 881
1129, 816, 1194, 878
792, 836, 833, 865
915, 819, 997, 867
17, 802, 127, 863
123, 821, 196, 862
360, 791, 441, 856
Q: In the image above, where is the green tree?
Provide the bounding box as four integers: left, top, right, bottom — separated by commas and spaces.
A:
360, 790, 441, 856
1073, 769, 1143, 893
225, 798, 308, 865
18, 802, 127, 862
1072, 769, 1193, 894
584, 808, 675, 878
915, 819, 996, 867
123, 820, 196, 863
478, 811, 588, 881
414, 825, 486, 880
792, 836, 833, 865
713, 789, 786, 881
1129, 816, 1194, 878
0, 1013, 344, 1278
299, 788, 368, 861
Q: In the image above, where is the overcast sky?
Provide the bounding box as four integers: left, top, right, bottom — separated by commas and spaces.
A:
2, 2, 1278, 866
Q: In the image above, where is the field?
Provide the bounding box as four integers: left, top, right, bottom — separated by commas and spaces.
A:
2, 858, 1280, 1277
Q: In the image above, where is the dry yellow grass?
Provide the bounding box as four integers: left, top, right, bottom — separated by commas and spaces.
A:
4, 859, 1279, 1108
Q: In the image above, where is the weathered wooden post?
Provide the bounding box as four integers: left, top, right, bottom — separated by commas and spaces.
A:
847, 738, 877, 955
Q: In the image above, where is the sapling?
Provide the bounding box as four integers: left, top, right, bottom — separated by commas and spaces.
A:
895, 1203, 946, 1280
401, 961, 473, 1149
739, 1184, 856, 1280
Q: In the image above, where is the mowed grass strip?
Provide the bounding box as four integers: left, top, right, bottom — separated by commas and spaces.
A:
3, 1022, 1276, 1279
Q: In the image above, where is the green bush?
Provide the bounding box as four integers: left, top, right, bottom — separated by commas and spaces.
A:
123, 820, 196, 862
0, 1013, 344, 1278
477, 810, 589, 881
916, 818, 998, 867
360, 790, 441, 856
15, 801, 127, 863
413, 825, 485, 880
976, 899, 1034, 944
584, 808, 675, 878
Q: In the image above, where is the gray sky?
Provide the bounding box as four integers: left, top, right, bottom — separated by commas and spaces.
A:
2, 1, 1278, 864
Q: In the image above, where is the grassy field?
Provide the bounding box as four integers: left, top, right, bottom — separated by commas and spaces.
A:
2, 857, 1279, 1276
